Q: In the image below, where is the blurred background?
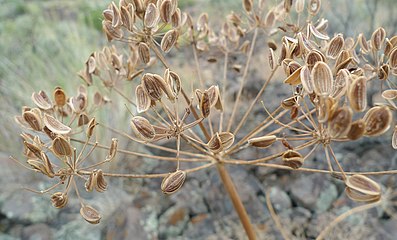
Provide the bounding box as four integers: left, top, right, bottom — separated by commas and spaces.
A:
1, 0, 397, 239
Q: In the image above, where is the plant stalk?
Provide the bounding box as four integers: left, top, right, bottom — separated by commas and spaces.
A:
216, 162, 256, 240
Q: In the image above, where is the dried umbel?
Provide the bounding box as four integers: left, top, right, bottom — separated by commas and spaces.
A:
345, 175, 381, 202
51, 192, 68, 209
80, 205, 101, 224
161, 170, 186, 195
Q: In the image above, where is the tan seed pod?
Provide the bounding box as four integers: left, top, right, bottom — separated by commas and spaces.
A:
40, 152, 54, 178
295, 0, 305, 13
363, 106, 392, 136
281, 96, 296, 110
144, 3, 159, 28
248, 135, 277, 149
392, 125, 397, 149
85, 169, 107, 193
326, 34, 344, 59
136, 84, 151, 113
51, 192, 68, 209
358, 33, 369, 53
264, 10, 275, 28
138, 42, 150, 64
166, 70, 182, 98
78, 113, 90, 127
329, 106, 353, 138
43, 126, 57, 140
312, 62, 333, 96
102, 19, 123, 41
345, 175, 381, 203
131, 116, 155, 141
331, 69, 349, 99
284, 66, 302, 85
23, 110, 43, 131
306, 50, 324, 69
110, 2, 122, 28
52, 136, 72, 157
382, 89, 397, 100
207, 85, 222, 110
317, 95, 336, 123
69, 93, 88, 113
86, 117, 97, 138
378, 64, 389, 81
268, 48, 276, 70
53, 87, 66, 107
43, 113, 72, 135
282, 150, 304, 169
80, 205, 101, 224
218, 132, 234, 150
309, 23, 329, 41
161, 170, 186, 194
308, 0, 321, 16
300, 65, 314, 94
348, 76, 367, 112
106, 138, 118, 161
200, 91, 211, 118
161, 29, 178, 53
297, 32, 314, 53
371, 27, 386, 51
242, 0, 253, 12
27, 159, 48, 176
207, 133, 223, 153
31, 92, 52, 110
152, 74, 175, 102
171, 8, 182, 28
389, 47, 397, 70
385, 36, 397, 56
160, 0, 173, 23
142, 74, 163, 101
347, 119, 366, 140
24, 141, 42, 159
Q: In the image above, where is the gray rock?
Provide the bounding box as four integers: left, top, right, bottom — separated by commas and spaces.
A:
158, 205, 189, 238
21, 223, 53, 240
315, 183, 338, 213
0, 234, 18, 240
269, 187, 292, 213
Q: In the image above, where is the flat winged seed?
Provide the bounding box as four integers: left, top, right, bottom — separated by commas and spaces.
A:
40, 152, 54, 178
110, 2, 122, 28
312, 62, 333, 96
371, 27, 386, 51
389, 47, 397, 70
218, 132, 234, 150
282, 150, 304, 169
331, 69, 349, 99
78, 113, 90, 127
306, 50, 324, 69
161, 170, 186, 194
138, 42, 150, 64
142, 74, 163, 101
207, 133, 223, 153
329, 106, 353, 138
130, 116, 155, 141
31, 92, 52, 110
358, 33, 369, 53
106, 138, 118, 161
160, 0, 173, 23
295, 0, 305, 13
345, 175, 381, 202
95, 170, 107, 192
24, 141, 42, 159
52, 136, 72, 157
308, 0, 321, 16
347, 119, 366, 140
378, 64, 389, 80
23, 111, 43, 131
86, 117, 97, 138
326, 34, 344, 59
382, 89, 397, 100
27, 159, 47, 174
300, 65, 314, 94
43, 113, 72, 135
363, 106, 392, 136
284, 66, 302, 85
161, 29, 178, 53
144, 3, 159, 29
242, 0, 253, 12
268, 48, 275, 70
348, 76, 367, 112
200, 91, 211, 118
51, 192, 68, 209
248, 135, 277, 148
309, 23, 329, 40
136, 84, 151, 113
317, 95, 335, 123
152, 74, 175, 102
53, 87, 66, 107
80, 205, 101, 224
207, 85, 221, 108
392, 126, 397, 149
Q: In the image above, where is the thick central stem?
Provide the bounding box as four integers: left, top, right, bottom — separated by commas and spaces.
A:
216, 162, 256, 240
